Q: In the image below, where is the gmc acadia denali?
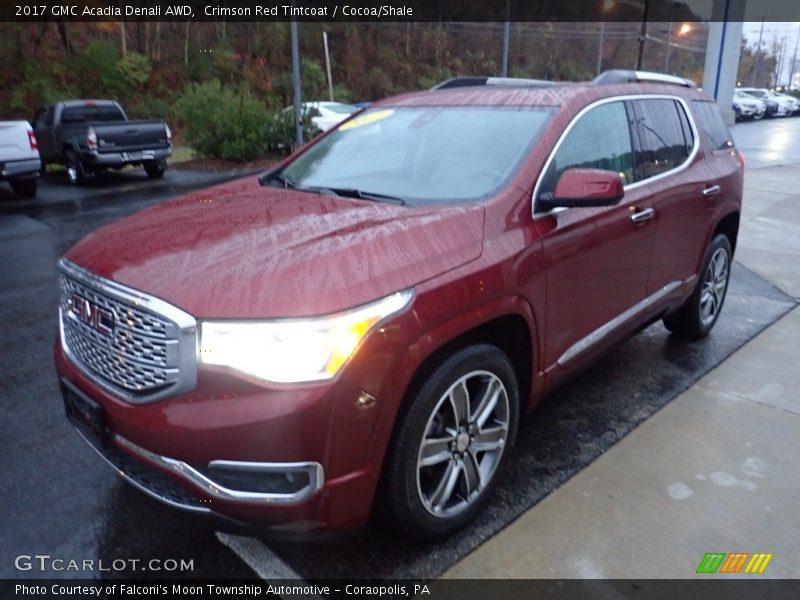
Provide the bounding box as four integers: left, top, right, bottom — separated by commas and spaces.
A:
55, 70, 743, 539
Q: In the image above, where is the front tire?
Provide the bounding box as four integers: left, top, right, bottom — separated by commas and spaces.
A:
382, 344, 519, 540
664, 234, 732, 339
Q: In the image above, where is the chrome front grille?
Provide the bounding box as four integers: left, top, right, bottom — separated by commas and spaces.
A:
58, 259, 197, 403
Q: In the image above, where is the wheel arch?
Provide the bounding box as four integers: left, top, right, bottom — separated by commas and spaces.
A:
713, 210, 740, 255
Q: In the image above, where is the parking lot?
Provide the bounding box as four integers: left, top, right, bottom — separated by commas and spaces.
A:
1, 116, 798, 581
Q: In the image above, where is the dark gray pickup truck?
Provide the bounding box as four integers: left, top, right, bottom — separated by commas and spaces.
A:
33, 100, 172, 185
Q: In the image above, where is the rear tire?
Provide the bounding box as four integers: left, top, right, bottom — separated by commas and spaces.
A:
10, 177, 37, 198
65, 150, 92, 185
382, 344, 519, 540
664, 234, 732, 339
144, 159, 166, 179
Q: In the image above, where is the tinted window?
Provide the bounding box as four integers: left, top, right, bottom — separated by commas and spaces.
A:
539, 101, 634, 198
62, 105, 126, 123
630, 99, 690, 181
282, 106, 553, 205
692, 101, 734, 150
33, 110, 47, 130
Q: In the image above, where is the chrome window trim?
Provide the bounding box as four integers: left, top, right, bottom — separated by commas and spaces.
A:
532, 93, 701, 219
557, 277, 693, 367
57, 257, 198, 404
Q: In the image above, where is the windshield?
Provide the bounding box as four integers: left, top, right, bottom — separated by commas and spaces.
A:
279, 106, 553, 205
325, 103, 358, 114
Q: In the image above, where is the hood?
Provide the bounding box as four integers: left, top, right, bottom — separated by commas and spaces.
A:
735, 98, 761, 108
65, 176, 485, 318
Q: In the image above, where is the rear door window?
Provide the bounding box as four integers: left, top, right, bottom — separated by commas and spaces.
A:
62, 105, 125, 123
629, 99, 691, 182
692, 100, 734, 150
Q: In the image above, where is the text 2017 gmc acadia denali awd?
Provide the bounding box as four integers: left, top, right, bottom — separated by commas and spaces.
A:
55, 70, 743, 539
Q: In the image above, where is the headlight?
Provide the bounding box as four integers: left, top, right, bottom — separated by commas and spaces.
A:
199, 289, 413, 383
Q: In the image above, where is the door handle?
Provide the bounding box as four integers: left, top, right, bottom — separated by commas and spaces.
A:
702, 184, 721, 198
630, 207, 655, 224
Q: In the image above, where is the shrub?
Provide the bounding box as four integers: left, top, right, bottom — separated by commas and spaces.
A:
10, 62, 78, 114
116, 52, 151, 91
174, 80, 271, 161
266, 106, 321, 152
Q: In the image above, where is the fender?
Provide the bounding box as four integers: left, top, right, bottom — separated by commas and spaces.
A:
364, 292, 542, 472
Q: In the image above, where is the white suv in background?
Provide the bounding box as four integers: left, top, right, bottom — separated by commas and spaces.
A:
0, 120, 41, 198
737, 87, 797, 117
733, 90, 766, 121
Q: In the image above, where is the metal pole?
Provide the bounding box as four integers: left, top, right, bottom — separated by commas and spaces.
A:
751, 18, 765, 86
290, 16, 303, 146
636, 0, 650, 70
597, 21, 606, 76
664, 0, 674, 73
788, 27, 800, 90
501, 0, 511, 77
323, 31, 334, 102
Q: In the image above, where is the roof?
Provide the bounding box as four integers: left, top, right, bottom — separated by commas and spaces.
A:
58, 99, 120, 108
376, 81, 708, 111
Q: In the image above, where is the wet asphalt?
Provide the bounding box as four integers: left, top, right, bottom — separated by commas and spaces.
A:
1, 118, 798, 581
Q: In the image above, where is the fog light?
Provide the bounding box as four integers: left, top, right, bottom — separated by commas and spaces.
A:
198, 461, 314, 495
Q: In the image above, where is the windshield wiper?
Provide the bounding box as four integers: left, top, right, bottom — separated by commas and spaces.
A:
305, 186, 406, 205
259, 171, 296, 189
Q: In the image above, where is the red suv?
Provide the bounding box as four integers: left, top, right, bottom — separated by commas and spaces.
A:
55, 70, 743, 539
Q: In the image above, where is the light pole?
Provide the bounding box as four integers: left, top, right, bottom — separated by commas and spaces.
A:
751, 18, 765, 87
602, 0, 649, 71
597, 20, 606, 76
665, 23, 692, 73
501, 0, 511, 77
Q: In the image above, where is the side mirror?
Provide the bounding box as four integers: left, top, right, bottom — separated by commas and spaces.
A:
541, 168, 625, 210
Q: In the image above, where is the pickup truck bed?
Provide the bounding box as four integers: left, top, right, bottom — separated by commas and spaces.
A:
0, 120, 41, 198
33, 100, 172, 185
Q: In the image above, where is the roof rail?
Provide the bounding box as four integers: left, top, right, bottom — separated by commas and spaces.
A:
432, 76, 556, 91
592, 69, 696, 89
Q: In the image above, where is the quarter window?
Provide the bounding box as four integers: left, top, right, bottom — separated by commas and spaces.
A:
692, 100, 734, 150
538, 101, 635, 201
630, 99, 691, 182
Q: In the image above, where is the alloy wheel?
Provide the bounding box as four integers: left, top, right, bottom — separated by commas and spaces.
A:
700, 247, 729, 326
416, 370, 510, 518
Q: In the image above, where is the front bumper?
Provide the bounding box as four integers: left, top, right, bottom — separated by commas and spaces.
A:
1, 157, 40, 180
54, 323, 404, 531
83, 147, 172, 167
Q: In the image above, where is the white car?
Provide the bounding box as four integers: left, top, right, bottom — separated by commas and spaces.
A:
0, 120, 41, 197
773, 92, 800, 115
733, 91, 766, 121
738, 88, 795, 117
297, 101, 359, 132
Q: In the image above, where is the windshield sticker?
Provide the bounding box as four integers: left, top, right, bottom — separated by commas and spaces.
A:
339, 109, 395, 131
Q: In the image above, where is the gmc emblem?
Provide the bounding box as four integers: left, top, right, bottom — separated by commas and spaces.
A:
69, 293, 115, 336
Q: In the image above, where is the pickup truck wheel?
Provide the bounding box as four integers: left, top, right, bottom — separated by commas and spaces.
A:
664, 234, 732, 339
65, 150, 92, 185
10, 177, 37, 198
382, 344, 519, 540
144, 160, 166, 178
